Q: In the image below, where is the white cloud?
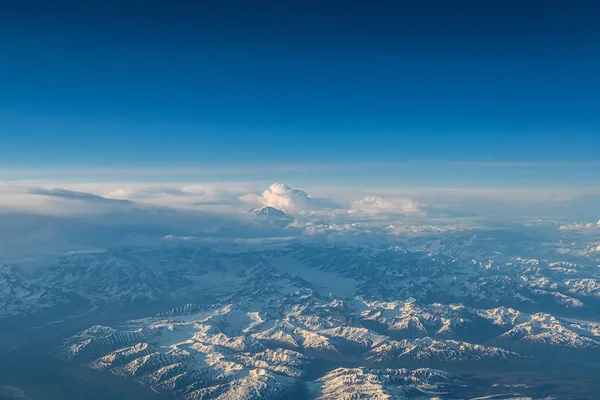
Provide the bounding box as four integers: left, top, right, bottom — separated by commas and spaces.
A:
241, 183, 341, 213
386, 224, 462, 236
42, 182, 254, 212
341, 188, 600, 203
259, 183, 312, 210
1, 181, 341, 215
5, 179, 600, 262
0, 181, 303, 259
0, 182, 135, 216
559, 220, 600, 231
349, 196, 424, 215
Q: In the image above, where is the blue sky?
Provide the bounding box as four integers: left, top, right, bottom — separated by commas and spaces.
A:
1, 1, 599, 187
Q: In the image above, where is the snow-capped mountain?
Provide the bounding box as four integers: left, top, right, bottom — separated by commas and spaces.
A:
498, 313, 600, 348
59, 281, 600, 398
3, 222, 600, 398
313, 367, 462, 399
42, 250, 194, 304
365, 337, 519, 364
4, 228, 600, 321
250, 206, 291, 220
57, 269, 552, 399
0, 264, 73, 318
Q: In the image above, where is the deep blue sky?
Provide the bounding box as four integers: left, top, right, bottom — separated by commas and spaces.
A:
1, 0, 599, 179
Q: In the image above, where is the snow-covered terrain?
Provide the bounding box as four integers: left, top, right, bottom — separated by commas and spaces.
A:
313, 367, 461, 399
0, 264, 72, 318
55, 262, 600, 398
2, 205, 600, 398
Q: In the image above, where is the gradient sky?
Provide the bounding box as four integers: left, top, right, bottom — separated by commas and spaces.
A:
1, 1, 599, 187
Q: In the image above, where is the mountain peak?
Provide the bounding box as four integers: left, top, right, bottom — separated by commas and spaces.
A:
251, 206, 290, 219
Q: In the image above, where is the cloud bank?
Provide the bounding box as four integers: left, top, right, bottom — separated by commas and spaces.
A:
1, 179, 598, 260
559, 220, 600, 231
349, 196, 424, 215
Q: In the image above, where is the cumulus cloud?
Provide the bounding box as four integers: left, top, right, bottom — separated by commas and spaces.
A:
559, 220, 600, 230
349, 196, 424, 215
240, 183, 341, 213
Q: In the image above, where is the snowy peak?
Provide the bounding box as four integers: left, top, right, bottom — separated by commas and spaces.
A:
0, 263, 72, 318
60, 288, 531, 399
250, 206, 290, 219
314, 367, 461, 399
367, 337, 519, 363
498, 312, 600, 348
